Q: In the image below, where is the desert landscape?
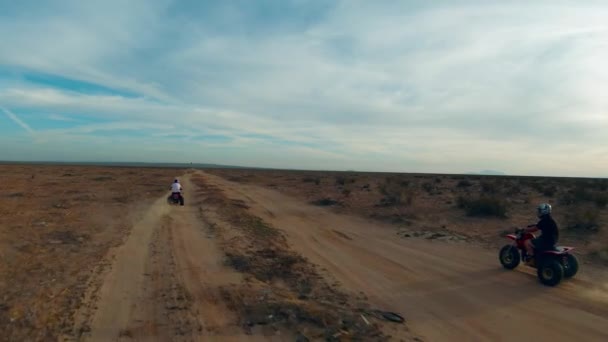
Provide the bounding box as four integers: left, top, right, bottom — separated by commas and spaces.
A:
1, 164, 608, 341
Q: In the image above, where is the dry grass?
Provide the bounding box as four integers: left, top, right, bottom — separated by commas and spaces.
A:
204, 169, 608, 260
457, 195, 508, 218
378, 177, 415, 206
565, 206, 601, 232
191, 176, 390, 340
0, 164, 181, 341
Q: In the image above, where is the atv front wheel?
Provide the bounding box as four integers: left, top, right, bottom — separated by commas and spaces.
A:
537, 259, 564, 286
499, 245, 520, 270
562, 254, 579, 278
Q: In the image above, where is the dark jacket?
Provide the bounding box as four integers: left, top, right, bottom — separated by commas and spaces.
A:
537, 215, 559, 245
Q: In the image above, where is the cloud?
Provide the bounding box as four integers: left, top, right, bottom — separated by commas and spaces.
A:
1, 105, 34, 134
48, 114, 76, 122
0, 1, 607, 176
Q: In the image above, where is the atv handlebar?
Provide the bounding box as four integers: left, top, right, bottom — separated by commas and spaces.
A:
512, 227, 537, 240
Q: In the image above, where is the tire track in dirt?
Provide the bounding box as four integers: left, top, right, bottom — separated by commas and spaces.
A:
200, 171, 608, 342
123, 215, 202, 341
191, 173, 414, 341
83, 194, 172, 341
166, 181, 249, 339
76, 176, 263, 341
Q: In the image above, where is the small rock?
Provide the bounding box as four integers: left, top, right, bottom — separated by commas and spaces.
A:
49, 240, 63, 245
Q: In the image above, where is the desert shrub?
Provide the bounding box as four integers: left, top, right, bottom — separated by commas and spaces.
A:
342, 189, 351, 197
335, 175, 355, 186
400, 190, 415, 206
573, 186, 594, 202
457, 180, 473, 188
435, 178, 442, 184
560, 186, 607, 207
558, 192, 576, 205
422, 182, 434, 193
378, 182, 414, 206
225, 253, 250, 272
558, 187, 589, 205
335, 176, 346, 186
312, 198, 339, 206
542, 185, 557, 197
528, 181, 545, 193
92, 176, 113, 182
457, 196, 507, 218
481, 181, 498, 194
594, 194, 608, 208
302, 177, 320, 185
243, 217, 281, 239
383, 176, 410, 188
507, 185, 522, 196
565, 207, 600, 232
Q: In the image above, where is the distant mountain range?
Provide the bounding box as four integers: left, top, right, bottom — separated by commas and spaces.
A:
467, 170, 506, 176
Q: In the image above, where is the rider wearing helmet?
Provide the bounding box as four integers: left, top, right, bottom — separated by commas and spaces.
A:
523, 203, 559, 261
171, 179, 182, 193
169, 179, 184, 205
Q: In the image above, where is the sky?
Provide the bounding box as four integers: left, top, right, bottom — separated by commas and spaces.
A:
0, 0, 607, 177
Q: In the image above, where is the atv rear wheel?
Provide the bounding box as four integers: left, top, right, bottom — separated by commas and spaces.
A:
537, 259, 564, 286
562, 254, 579, 278
499, 245, 520, 270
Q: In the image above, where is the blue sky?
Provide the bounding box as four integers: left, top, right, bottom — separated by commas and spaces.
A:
1, 0, 607, 177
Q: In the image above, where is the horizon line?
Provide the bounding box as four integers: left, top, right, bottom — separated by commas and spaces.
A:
0, 159, 604, 180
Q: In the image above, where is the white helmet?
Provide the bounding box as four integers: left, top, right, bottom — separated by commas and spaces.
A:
537, 203, 552, 217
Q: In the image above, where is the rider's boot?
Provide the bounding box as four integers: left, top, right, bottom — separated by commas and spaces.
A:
524, 252, 535, 266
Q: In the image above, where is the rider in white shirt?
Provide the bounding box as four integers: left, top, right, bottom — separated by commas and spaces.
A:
171, 179, 182, 193
169, 179, 184, 205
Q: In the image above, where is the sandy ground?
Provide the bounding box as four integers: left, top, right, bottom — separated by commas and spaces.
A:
202, 172, 608, 342
76, 176, 282, 341
3, 165, 608, 341
203, 168, 608, 261
0, 165, 181, 341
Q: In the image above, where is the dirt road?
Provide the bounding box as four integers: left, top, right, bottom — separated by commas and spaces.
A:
77, 177, 278, 341
201, 172, 608, 342
74, 172, 608, 341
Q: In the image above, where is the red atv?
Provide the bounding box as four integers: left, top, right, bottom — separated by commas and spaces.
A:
499, 228, 579, 286
167, 192, 184, 206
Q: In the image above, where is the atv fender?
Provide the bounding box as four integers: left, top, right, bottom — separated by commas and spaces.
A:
541, 247, 575, 255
